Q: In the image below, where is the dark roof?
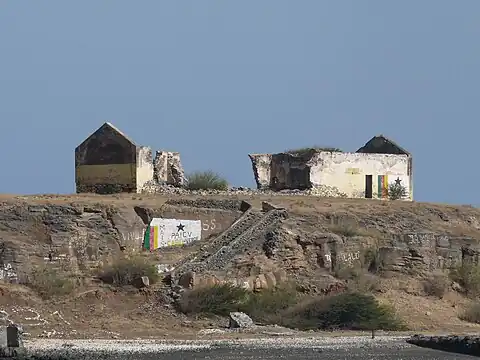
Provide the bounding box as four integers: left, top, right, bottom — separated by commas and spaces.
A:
75, 122, 136, 150
356, 134, 410, 156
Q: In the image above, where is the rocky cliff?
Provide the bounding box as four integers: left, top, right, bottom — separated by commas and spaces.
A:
1, 194, 480, 338
1, 194, 479, 287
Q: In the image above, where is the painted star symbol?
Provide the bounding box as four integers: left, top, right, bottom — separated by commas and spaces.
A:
395, 177, 402, 185
177, 223, 185, 232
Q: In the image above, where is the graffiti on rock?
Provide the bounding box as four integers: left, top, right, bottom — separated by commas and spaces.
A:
202, 219, 217, 231
143, 218, 202, 250
324, 251, 360, 266
0, 263, 17, 282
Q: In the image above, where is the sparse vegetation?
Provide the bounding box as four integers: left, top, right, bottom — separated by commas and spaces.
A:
21, 265, 76, 299
333, 264, 381, 293
460, 302, 480, 324
388, 183, 408, 200
177, 283, 297, 321
280, 292, 405, 331
186, 170, 229, 191
328, 222, 364, 237
286, 146, 343, 156
423, 272, 449, 298
98, 255, 159, 286
177, 284, 403, 331
450, 262, 480, 297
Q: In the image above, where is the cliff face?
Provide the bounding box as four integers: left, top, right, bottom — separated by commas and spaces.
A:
0, 194, 479, 287
0, 196, 244, 281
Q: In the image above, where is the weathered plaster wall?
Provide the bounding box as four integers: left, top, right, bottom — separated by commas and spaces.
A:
153, 151, 186, 187
136, 146, 154, 193
75, 124, 137, 194
248, 154, 272, 190
308, 152, 411, 200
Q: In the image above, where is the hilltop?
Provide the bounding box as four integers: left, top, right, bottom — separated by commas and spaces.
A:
1, 193, 480, 339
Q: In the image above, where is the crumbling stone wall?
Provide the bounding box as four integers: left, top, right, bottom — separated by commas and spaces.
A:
154, 151, 186, 187
248, 154, 272, 190
136, 146, 154, 192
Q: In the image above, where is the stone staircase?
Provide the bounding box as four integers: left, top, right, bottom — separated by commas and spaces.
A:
171, 206, 288, 283
171, 208, 262, 279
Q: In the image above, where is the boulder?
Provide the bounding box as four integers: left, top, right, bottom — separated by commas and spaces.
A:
229, 312, 254, 329
133, 276, 150, 289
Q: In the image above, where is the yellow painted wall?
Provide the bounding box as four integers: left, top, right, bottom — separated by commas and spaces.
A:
309, 152, 412, 200
75, 164, 136, 185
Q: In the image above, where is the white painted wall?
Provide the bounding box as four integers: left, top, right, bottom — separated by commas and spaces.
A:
149, 218, 202, 248
308, 152, 412, 200
136, 146, 154, 193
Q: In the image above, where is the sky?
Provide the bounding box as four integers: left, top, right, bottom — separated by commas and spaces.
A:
0, 1, 479, 205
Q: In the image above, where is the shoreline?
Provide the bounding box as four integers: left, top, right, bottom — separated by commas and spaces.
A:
24, 335, 410, 353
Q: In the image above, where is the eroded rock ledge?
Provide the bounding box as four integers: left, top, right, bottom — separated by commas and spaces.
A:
407, 334, 480, 356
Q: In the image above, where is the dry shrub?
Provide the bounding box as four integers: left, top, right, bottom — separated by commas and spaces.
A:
334, 265, 381, 293
328, 223, 363, 237
21, 265, 76, 299
423, 272, 449, 298
177, 283, 298, 322
98, 255, 159, 286
460, 302, 480, 324
450, 262, 480, 297
177, 284, 249, 316
280, 292, 405, 331
186, 171, 229, 191
176, 284, 404, 331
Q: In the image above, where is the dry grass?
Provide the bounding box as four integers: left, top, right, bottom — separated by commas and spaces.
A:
98, 254, 160, 286
423, 272, 450, 299
376, 278, 480, 333
20, 265, 76, 300
460, 302, 480, 324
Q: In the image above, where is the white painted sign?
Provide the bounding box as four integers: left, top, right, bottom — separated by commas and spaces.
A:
144, 218, 202, 250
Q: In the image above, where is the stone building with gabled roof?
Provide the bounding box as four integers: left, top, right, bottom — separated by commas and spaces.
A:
249, 134, 413, 201
75, 122, 185, 194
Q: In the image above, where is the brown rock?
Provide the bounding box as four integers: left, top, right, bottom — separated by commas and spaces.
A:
178, 271, 196, 289
133, 276, 150, 289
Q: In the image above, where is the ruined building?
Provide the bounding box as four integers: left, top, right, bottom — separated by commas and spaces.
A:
75, 122, 186, 194
249, 135, 413, 200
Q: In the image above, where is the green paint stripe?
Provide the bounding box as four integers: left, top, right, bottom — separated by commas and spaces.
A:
143, 226, 151, 250
377, 175, 383, 198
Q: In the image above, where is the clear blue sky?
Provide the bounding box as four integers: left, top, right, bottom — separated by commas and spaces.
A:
0, 1, 478, 205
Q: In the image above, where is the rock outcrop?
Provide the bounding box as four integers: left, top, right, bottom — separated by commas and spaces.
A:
407, 334, 480, 356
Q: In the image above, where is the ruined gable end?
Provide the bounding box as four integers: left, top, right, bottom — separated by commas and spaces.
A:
75, 122, 139, 194
356, 134, 410, 156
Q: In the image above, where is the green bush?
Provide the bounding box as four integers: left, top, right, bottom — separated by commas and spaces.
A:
186, 170, 229, 191
450, 262, 480, 297
460, 302, 480, 324
98, 255, 159, 286
388, 183, 407, 200
282, 292, 405, 331
22, 266, 76, 300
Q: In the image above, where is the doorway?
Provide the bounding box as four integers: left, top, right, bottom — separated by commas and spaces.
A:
365, 175, 373, 198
